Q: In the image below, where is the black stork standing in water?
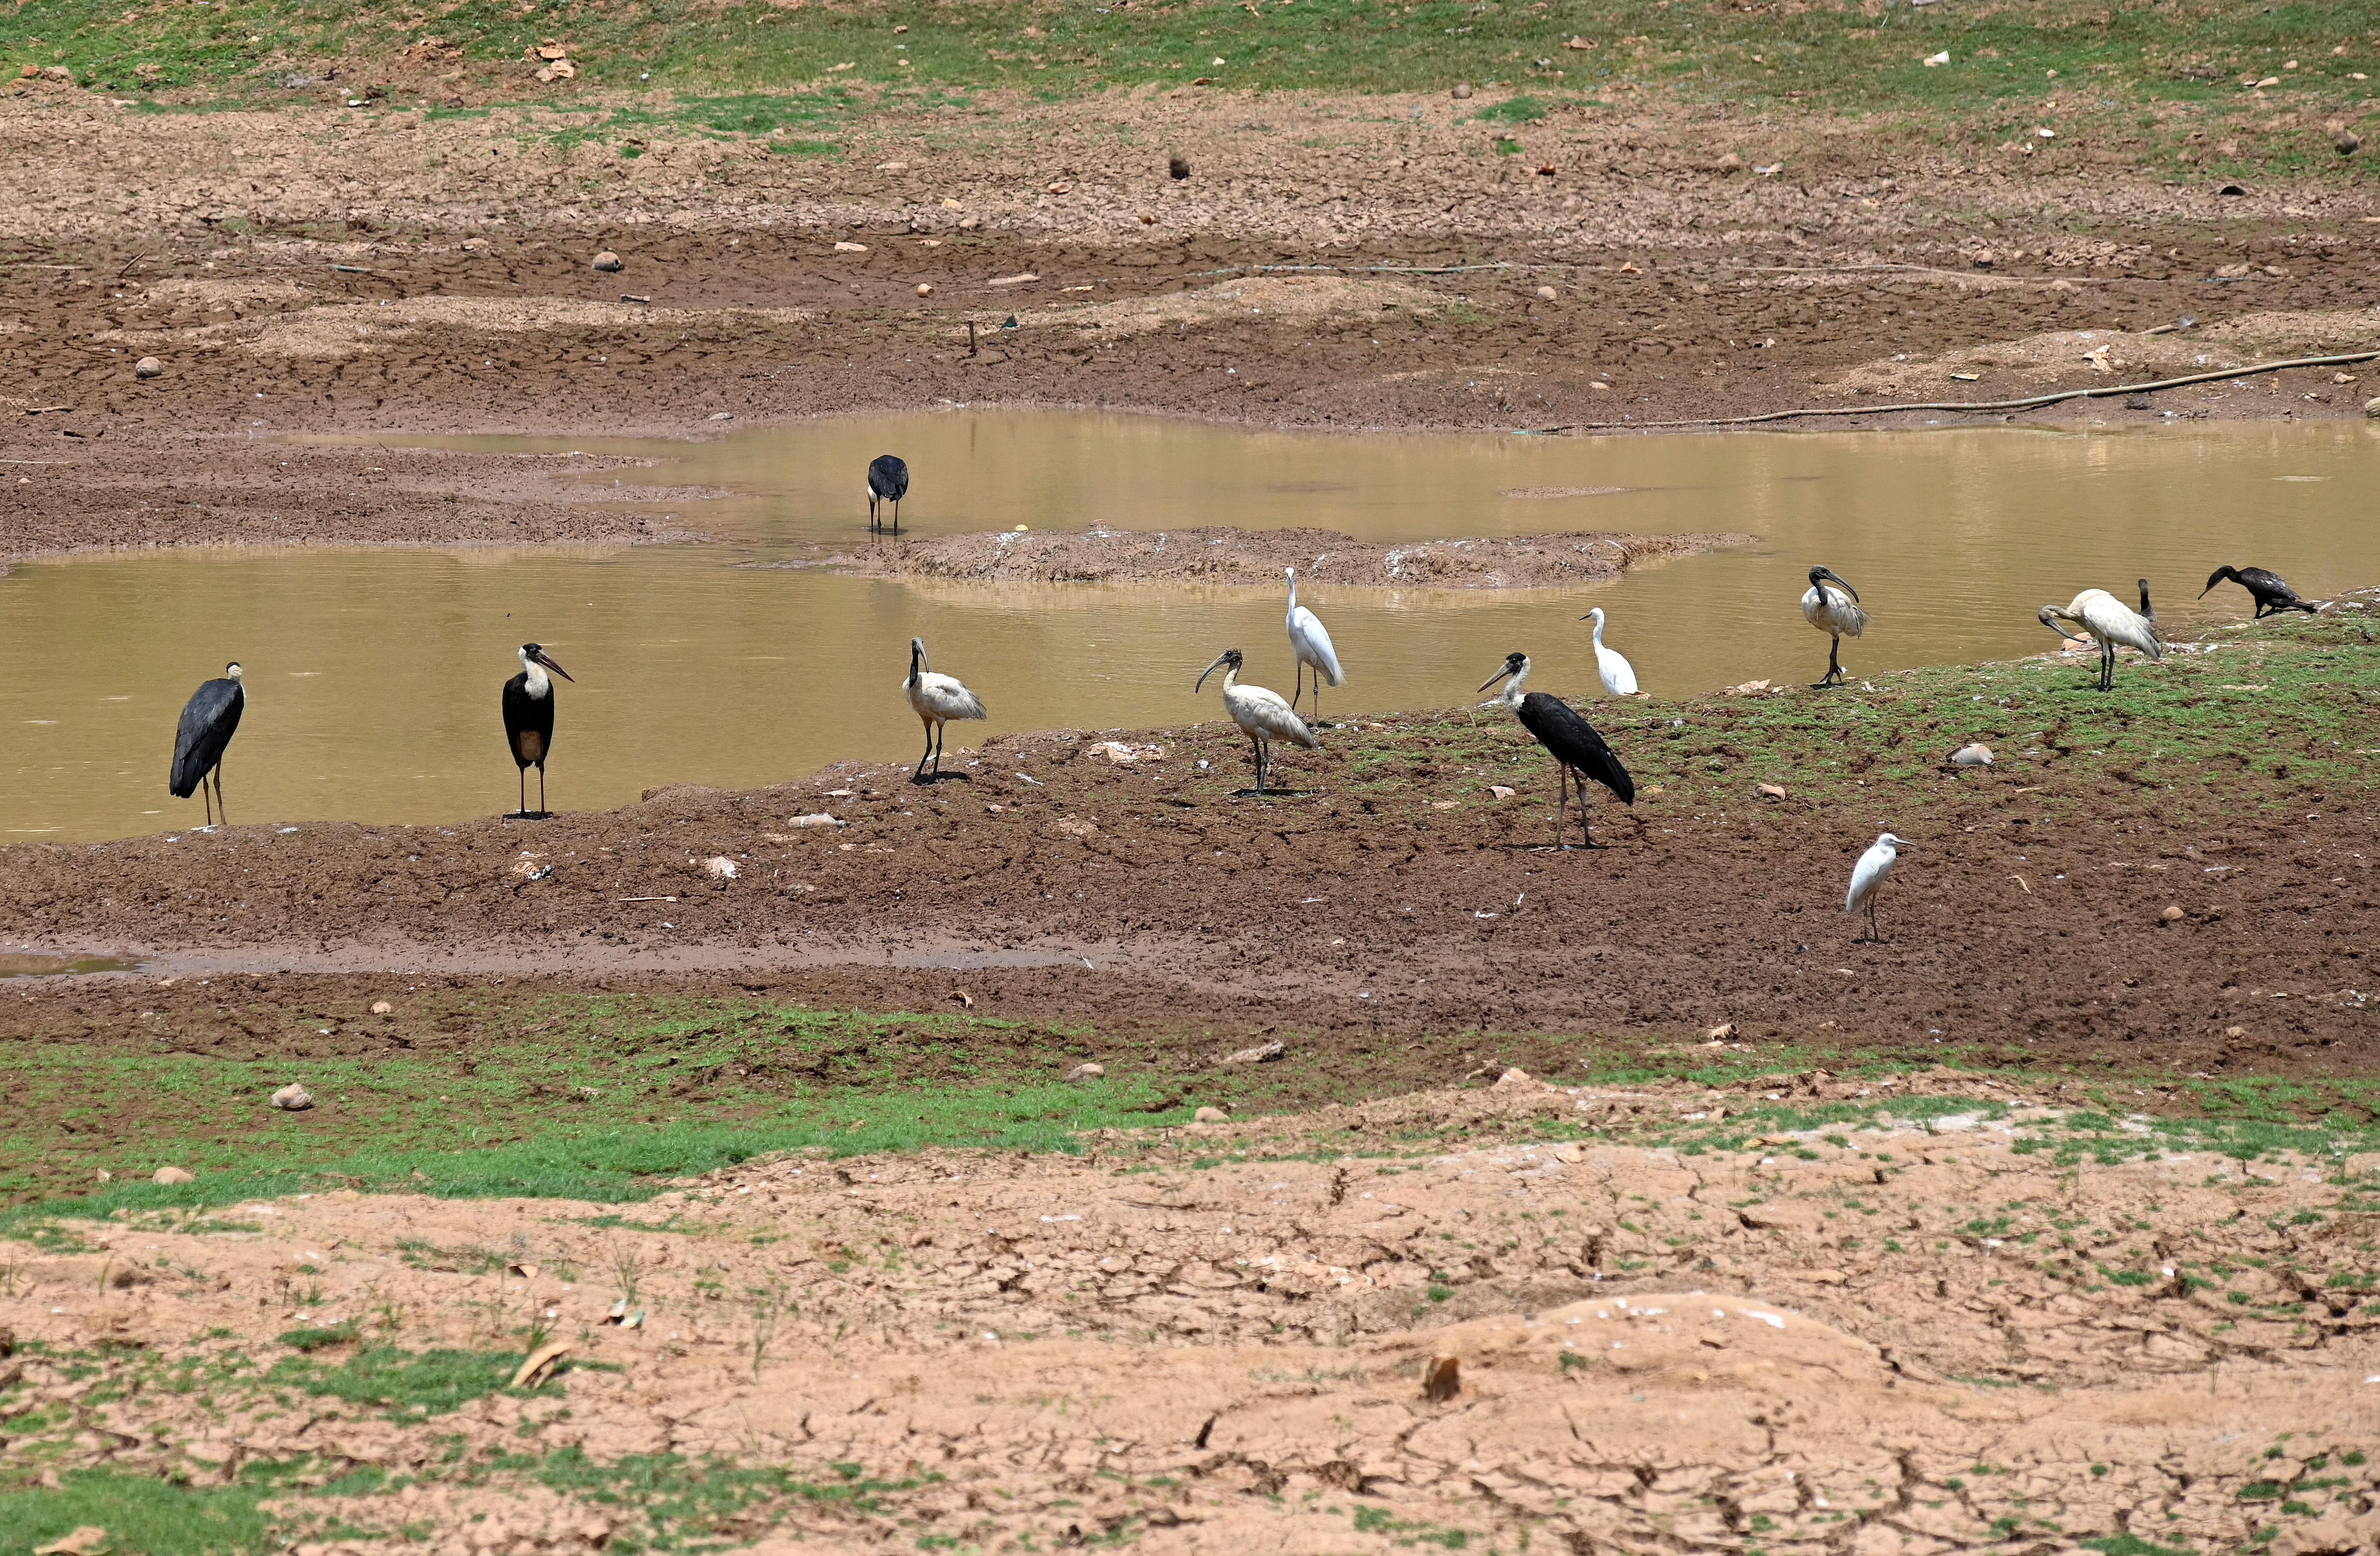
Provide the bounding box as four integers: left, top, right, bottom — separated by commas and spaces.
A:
2202, 565, 2318, 618
1477, 652, 1634, 848
501, 643, 574, 819
867, 454, 910, 534
168, 661, 245, 828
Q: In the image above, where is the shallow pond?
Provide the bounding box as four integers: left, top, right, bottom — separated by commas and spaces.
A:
4, 411, 2373, 841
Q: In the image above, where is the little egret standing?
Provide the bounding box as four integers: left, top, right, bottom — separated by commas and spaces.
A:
1478, 652, 1634, 849
903, 636, 985, 783
2038, 588, 2159, 691
867, 454, 910, 534
1196, 647, 1317, 795
1579, 607, 1638, 697
1844, 832, 1912, 943
169, 661, 245, 829
2201, 565, 2317, 618
1284, 567, 1343, 718
1801, 566, 1867, 688
501, 643, 574, 819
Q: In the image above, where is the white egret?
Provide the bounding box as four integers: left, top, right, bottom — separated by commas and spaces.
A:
169, 661, 245, 829
2038, 588, 2160, 692
903, 636, 986, 782
1801, 566, 1867, 688
1478, 652, 1635, 849
1284, 567, 1344, 718
501, 644, 574, 819
1844, 831, 1912, 943
1196, 647, 1318, 794
1579, 607, 1638, 697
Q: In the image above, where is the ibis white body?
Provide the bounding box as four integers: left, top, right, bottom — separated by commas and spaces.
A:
1801, 566, 1868, 687
2039, 588, 2160, 691
904, 637, 985, 781
1197, 648, 1318, 793
1583, 607, 1638, 697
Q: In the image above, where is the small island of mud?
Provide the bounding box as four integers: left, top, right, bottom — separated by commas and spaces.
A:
828, 525, 1755, 590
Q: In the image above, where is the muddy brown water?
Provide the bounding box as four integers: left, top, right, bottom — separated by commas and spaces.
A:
4, 411, 2375, 841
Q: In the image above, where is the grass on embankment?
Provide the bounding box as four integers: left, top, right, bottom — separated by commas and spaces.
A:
12, 1, 2380, 181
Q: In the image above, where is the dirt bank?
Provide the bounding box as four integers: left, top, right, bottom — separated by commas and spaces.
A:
822, 523, 1753, 588
4, 1076, 2375, 1554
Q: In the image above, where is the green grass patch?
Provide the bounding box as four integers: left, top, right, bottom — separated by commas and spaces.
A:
263, 1346, 557, 1421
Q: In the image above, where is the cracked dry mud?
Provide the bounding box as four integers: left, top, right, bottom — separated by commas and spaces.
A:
5, 1077, 2378, 1556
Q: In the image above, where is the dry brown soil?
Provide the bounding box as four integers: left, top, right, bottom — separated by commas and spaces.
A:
4, 1076, 2378, 1554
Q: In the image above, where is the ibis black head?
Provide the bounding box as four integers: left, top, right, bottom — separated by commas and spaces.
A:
2200, 565, 2241, 598
1809, 565, 1858, 602
1195, 647, 1244, 692
521, 643, 574, 682
1477, 651, 1529, 693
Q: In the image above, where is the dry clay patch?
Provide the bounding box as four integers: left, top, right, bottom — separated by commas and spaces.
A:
96, 295, 818, 363
1812, 308, 2380, 401
3, 1076, 2379, 1554
1014, 274, 1448, 341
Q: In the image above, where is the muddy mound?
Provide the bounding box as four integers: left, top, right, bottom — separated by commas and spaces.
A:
831, 523, 1753, 588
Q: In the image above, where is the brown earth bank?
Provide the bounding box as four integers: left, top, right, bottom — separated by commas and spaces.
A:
819, 523, 1754, 588
0, 694, 2372, 1059
0, 95, 2378, 559
3, 1078, 2377, 1554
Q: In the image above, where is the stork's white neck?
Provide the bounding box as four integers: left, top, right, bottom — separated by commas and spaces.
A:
1500, 662, 1531, 708
520, 655, 551, 698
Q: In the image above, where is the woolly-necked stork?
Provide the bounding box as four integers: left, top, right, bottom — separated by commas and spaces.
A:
1478, 651, 1633, 849
502, 642, 574, 819
169, 661, 245, 829
868, 454, 910, 534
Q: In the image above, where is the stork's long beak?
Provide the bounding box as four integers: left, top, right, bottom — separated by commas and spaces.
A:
1818, 567, 1859, 603
1195, 654, 1230, 693
2036, 607, 2088, 643
1477, 666, 1515, 694
534, 649, 575, 682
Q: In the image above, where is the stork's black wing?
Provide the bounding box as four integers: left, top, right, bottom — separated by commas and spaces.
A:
868, 454, 910, 501
168, 678, 243, 797
1517, 690, 1633, 805
502, 672, 556, 769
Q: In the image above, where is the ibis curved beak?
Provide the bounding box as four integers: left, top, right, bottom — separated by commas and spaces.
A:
1195, 654, 1229, 693
534, 649, 575, 682
2036, 606, 2088, 644
1817, 567, 1859, 603
1477, 666, 1516, 694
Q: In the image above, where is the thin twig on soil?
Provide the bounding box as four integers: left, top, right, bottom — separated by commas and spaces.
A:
1517, 348, 2380, 433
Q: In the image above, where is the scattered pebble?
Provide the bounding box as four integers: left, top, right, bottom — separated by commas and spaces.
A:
1756, 782, 1788, 799
1222, 1039, 1285, 1065
916, 282, 934, 297
590, 250, 623, 272
1168, 155, 1191, 180
2365, 396, 2380, 419
1950, 743, 1994, 766
133, 356, 162, 378
1534, 285, 1557, 301
1067, 1062, 1106, 1082
153, 1165, 194, 1184
2338, 130, 2362, 156
270, 1083, 315, 1111
2161, 905, 2186, 923
370, 1000, 394, 1014
1046, 180, 1072, 194
1193, 1105, 1230, 1123
835, 240, 869, 253
1450, 83, 1474, 99
702, 856, 739, 879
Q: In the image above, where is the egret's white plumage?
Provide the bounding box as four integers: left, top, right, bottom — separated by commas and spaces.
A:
1800, 566, 1867, 687
1580, 607, 1638, 697
1197, 647, 1319, 794
903, 636, 985, 782
1844, 831, 1912, 942
2038, 588, 2160, 691
1284, 567, 1344, 717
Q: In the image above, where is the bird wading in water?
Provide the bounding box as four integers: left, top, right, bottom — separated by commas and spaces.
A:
903, 636, 986, 783
1283, 567, 1344, 719
1477, 651, 1635, 849
2201, 565, 2317, 619
169, 661, 245, 829
1844, 831, 1913, 943
2038, 588, 2160, 692
1580, 606, 1639, 697
867, 454, 910, 534
1801, 566, 1867, 688
1196, 647, 1318, 795
501, 643, 574, 818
